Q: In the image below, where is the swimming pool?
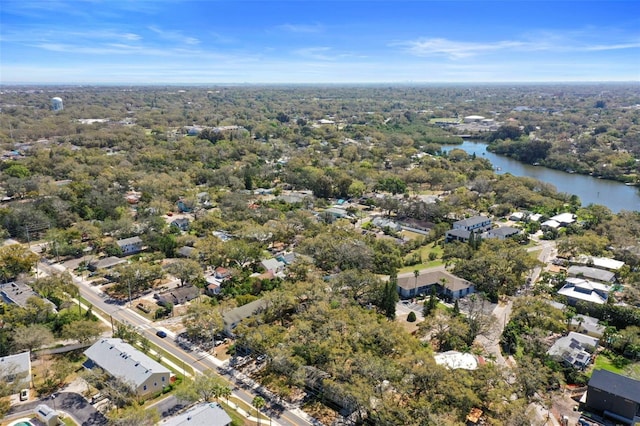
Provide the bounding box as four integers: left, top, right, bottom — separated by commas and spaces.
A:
10, 421, 35, 426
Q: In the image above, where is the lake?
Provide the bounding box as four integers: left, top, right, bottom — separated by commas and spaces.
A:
441, 140, 639, 213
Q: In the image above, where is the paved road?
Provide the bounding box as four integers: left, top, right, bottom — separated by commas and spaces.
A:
8, 392, 108, 425
36, 261, 312, 426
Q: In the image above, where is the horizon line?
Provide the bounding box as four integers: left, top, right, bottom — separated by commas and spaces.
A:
1, 80, 639, 87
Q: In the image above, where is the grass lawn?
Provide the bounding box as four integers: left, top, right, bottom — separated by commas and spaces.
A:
399, 242, 444, 273
593, 353, 640, 379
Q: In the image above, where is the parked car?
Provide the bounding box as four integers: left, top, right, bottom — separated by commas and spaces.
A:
20, 388, 29, 401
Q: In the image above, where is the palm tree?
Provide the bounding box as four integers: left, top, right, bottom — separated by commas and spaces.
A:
219, 385, 231, 405
252, 396, 266, 425
413, 269, 420, 298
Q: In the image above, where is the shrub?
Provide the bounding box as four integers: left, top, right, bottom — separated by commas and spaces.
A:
407, 311, 417, 322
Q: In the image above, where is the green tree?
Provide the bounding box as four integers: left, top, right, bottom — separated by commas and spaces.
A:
381, 270, 399, 320
12, 324, 54, 353
0, 244, 39, 282
165, 258, 202, 287
176, 369, 231, 403
61, 319, 105, 345
252, 395, 266, 425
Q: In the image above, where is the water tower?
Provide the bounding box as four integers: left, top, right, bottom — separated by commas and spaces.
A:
51, 97, 63, 111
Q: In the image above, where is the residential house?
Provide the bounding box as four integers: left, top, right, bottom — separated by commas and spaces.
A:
372, 216, 402, 232
154, 285, 200, 306
170, 218, 190, 232
452, 215, 492, 232
0, 351, 31, 391
116, 236, 143, 255
445, 228, 473, 243
547, 332, 598, 370
324, 207, 350, 219
550, 212, 577, 226
486, 226, 520, 240
205, 267, 232, 296
541, 219, 561, 230
84, 338, 171, 397
0, 282, 57, 311
446, 216, 492, 243
160, 402, 232, 426
222, 299, 267, 336
570, 315, 606, 338
567, 265, 616, 284
558, 277, 611, 305
396, 270, 475, 299
176, 246, 195, 258
586, 370, 640, 425
261, 258, 285, 275
88, 256, 126, 271
573, 255, 625, 272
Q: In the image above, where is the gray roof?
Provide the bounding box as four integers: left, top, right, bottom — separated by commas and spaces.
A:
0, 351, 31, 382
454, 216, 490, 227
567, 265, 615, 283
177, 246, 195, 257
116, 236, 143, 247
223, 299, 267, 330
589, 369, 640, 403
397, 270, 473, 293
446, 229, 471, 239
155, 286, 200, 305
161, 402, 232, 426
489, 226, 520, 237
0, 282, 42, 307
90, 256, 126, 270
84, 339, 170, 388
0, 282, 57, 311
547, 332, 598, 368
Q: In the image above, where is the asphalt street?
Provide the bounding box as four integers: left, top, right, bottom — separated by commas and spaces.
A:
36, 261, 311, 426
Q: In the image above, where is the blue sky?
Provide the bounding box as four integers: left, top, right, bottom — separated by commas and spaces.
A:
1, 0, 639, 84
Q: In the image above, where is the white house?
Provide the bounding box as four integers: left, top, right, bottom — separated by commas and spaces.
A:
160, 402, 232, 426
84, 338, 171, 397
0, 351, 31, 391
547, 332, 598, 370
558, 277, 611, 305
116, 236, 144, 255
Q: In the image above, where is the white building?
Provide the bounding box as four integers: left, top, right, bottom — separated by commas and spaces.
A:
161, 402, 232, 426
84, 338, 171, 397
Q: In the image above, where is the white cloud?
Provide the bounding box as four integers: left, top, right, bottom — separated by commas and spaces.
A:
277, 23, 324, 33
294, 47, 334, 61
397, 38, 539, 59
148, 25, 200, 45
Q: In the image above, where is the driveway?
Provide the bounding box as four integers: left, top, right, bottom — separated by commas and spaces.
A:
8, 392, 108, 425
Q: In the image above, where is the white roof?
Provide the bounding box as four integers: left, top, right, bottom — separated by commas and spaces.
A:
0, 351, 31, 382
161, 402, 232, 426
574, 255, 625, 270
434, 351, 478, 370
542, 219, 560, 228
84, 339, 170, 389
464, 115, 485, 120
558, 283, 607, 304
565, 277, 611, 293
529, 213, 543, 222
551, 212, 576, 224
